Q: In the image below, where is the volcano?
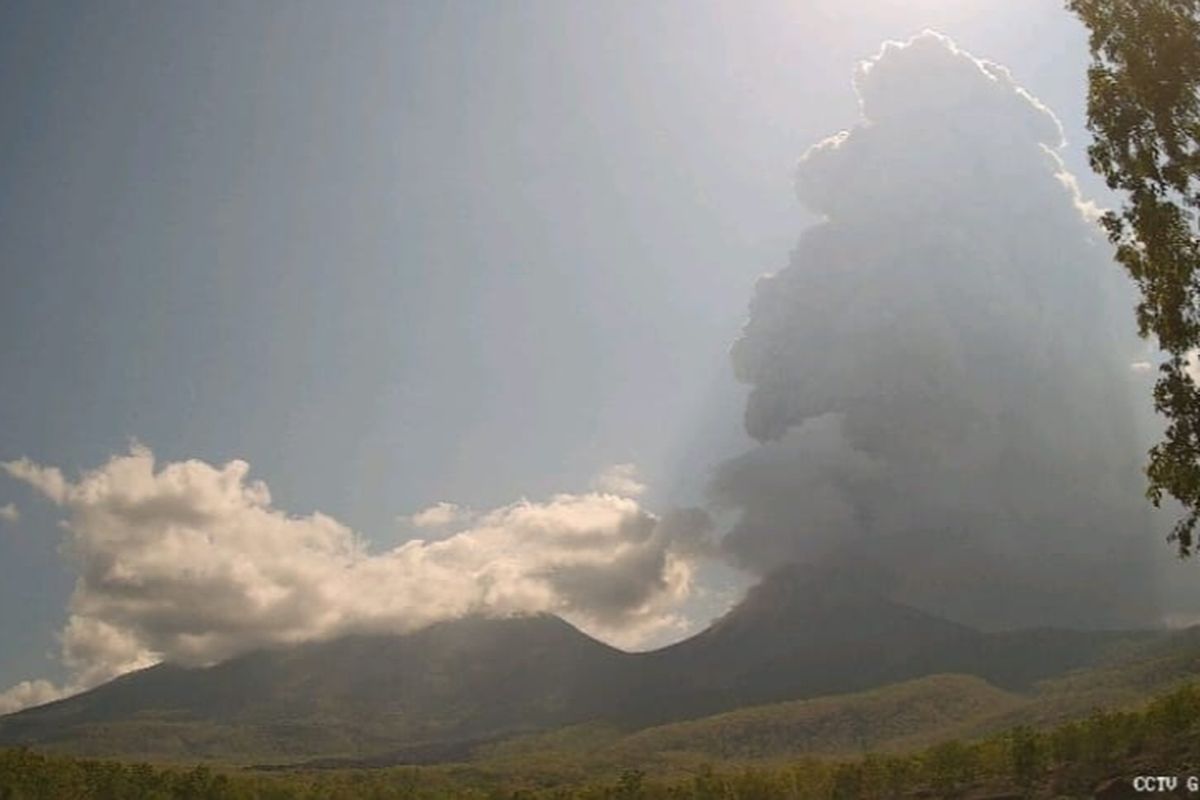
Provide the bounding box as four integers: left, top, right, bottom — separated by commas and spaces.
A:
0, 566, 1150, 761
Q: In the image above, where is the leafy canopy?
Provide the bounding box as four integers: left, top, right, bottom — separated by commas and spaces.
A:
1070, 0, 1200, 553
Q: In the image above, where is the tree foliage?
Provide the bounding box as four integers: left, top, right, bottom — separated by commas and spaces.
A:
1069, 0, 1200, 552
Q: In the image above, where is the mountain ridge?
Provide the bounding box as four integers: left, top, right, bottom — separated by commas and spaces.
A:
0, 565, 1166, 761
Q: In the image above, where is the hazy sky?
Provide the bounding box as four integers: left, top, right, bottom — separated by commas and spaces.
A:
0, 1, 1110, 696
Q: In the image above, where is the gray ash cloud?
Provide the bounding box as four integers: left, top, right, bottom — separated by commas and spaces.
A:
720, 31, 1155, 630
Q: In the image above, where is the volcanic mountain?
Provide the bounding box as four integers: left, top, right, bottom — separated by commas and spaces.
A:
0, 565, 1153, 761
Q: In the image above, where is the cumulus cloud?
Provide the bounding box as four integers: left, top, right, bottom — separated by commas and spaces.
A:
0, 446, 711, 711
0, 503, 18, 525
722, 31, 1155, 630
408, 501, 470, 529
2, 459, 67, 505
0, 680, 65, 716
592, 463, 647, 498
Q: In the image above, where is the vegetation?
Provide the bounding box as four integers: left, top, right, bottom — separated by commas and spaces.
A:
14, 623, 1190, 773
1069, 0, 1200, 552
3, 591, 1150, 764
478, 674, 1024, 772
5, 680, 1200, 798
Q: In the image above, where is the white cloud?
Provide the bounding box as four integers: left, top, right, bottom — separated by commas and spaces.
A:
1, 459, 67, 504
0, 503, 18, 524
1131, 361, 1154, 374
408, 501, 470, 529
0, 680, 66, 716
0, 446, 711, 712
591, 463, 646, 498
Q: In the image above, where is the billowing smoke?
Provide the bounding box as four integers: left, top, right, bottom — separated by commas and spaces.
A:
721, 31, 1156, 630
0, 447, 710, 712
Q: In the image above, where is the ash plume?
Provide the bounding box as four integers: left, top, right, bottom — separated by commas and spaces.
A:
721, 31, 1155, 630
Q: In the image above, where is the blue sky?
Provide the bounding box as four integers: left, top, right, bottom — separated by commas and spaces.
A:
0, 1, 1103, 693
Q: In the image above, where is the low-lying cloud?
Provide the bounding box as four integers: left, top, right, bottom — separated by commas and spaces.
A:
0, 447, 710, 712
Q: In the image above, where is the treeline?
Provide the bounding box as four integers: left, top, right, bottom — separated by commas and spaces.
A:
0, 751, 449, 800
4, 682, 1200, 799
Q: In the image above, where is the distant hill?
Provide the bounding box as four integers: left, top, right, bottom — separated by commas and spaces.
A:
0, 564, 1173, 762
477, 642, 1200, 778
471, 623, 1200, 775
618, 563, 1146, 725
0, 614, 634, 760
475, 673, 1026, 777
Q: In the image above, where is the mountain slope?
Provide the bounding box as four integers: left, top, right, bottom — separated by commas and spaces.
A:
0, 565, 1163, 761
0, 614, 634, 759
478, 673, 1026, 774
615, 564, 1144, 725
478, 637, 1200, 776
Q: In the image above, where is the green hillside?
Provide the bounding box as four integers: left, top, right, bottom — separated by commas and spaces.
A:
607, 674, 1022, 760
469, 630, 1200, 779
476, 674, 1024, 776
6, 680, 1200, 798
